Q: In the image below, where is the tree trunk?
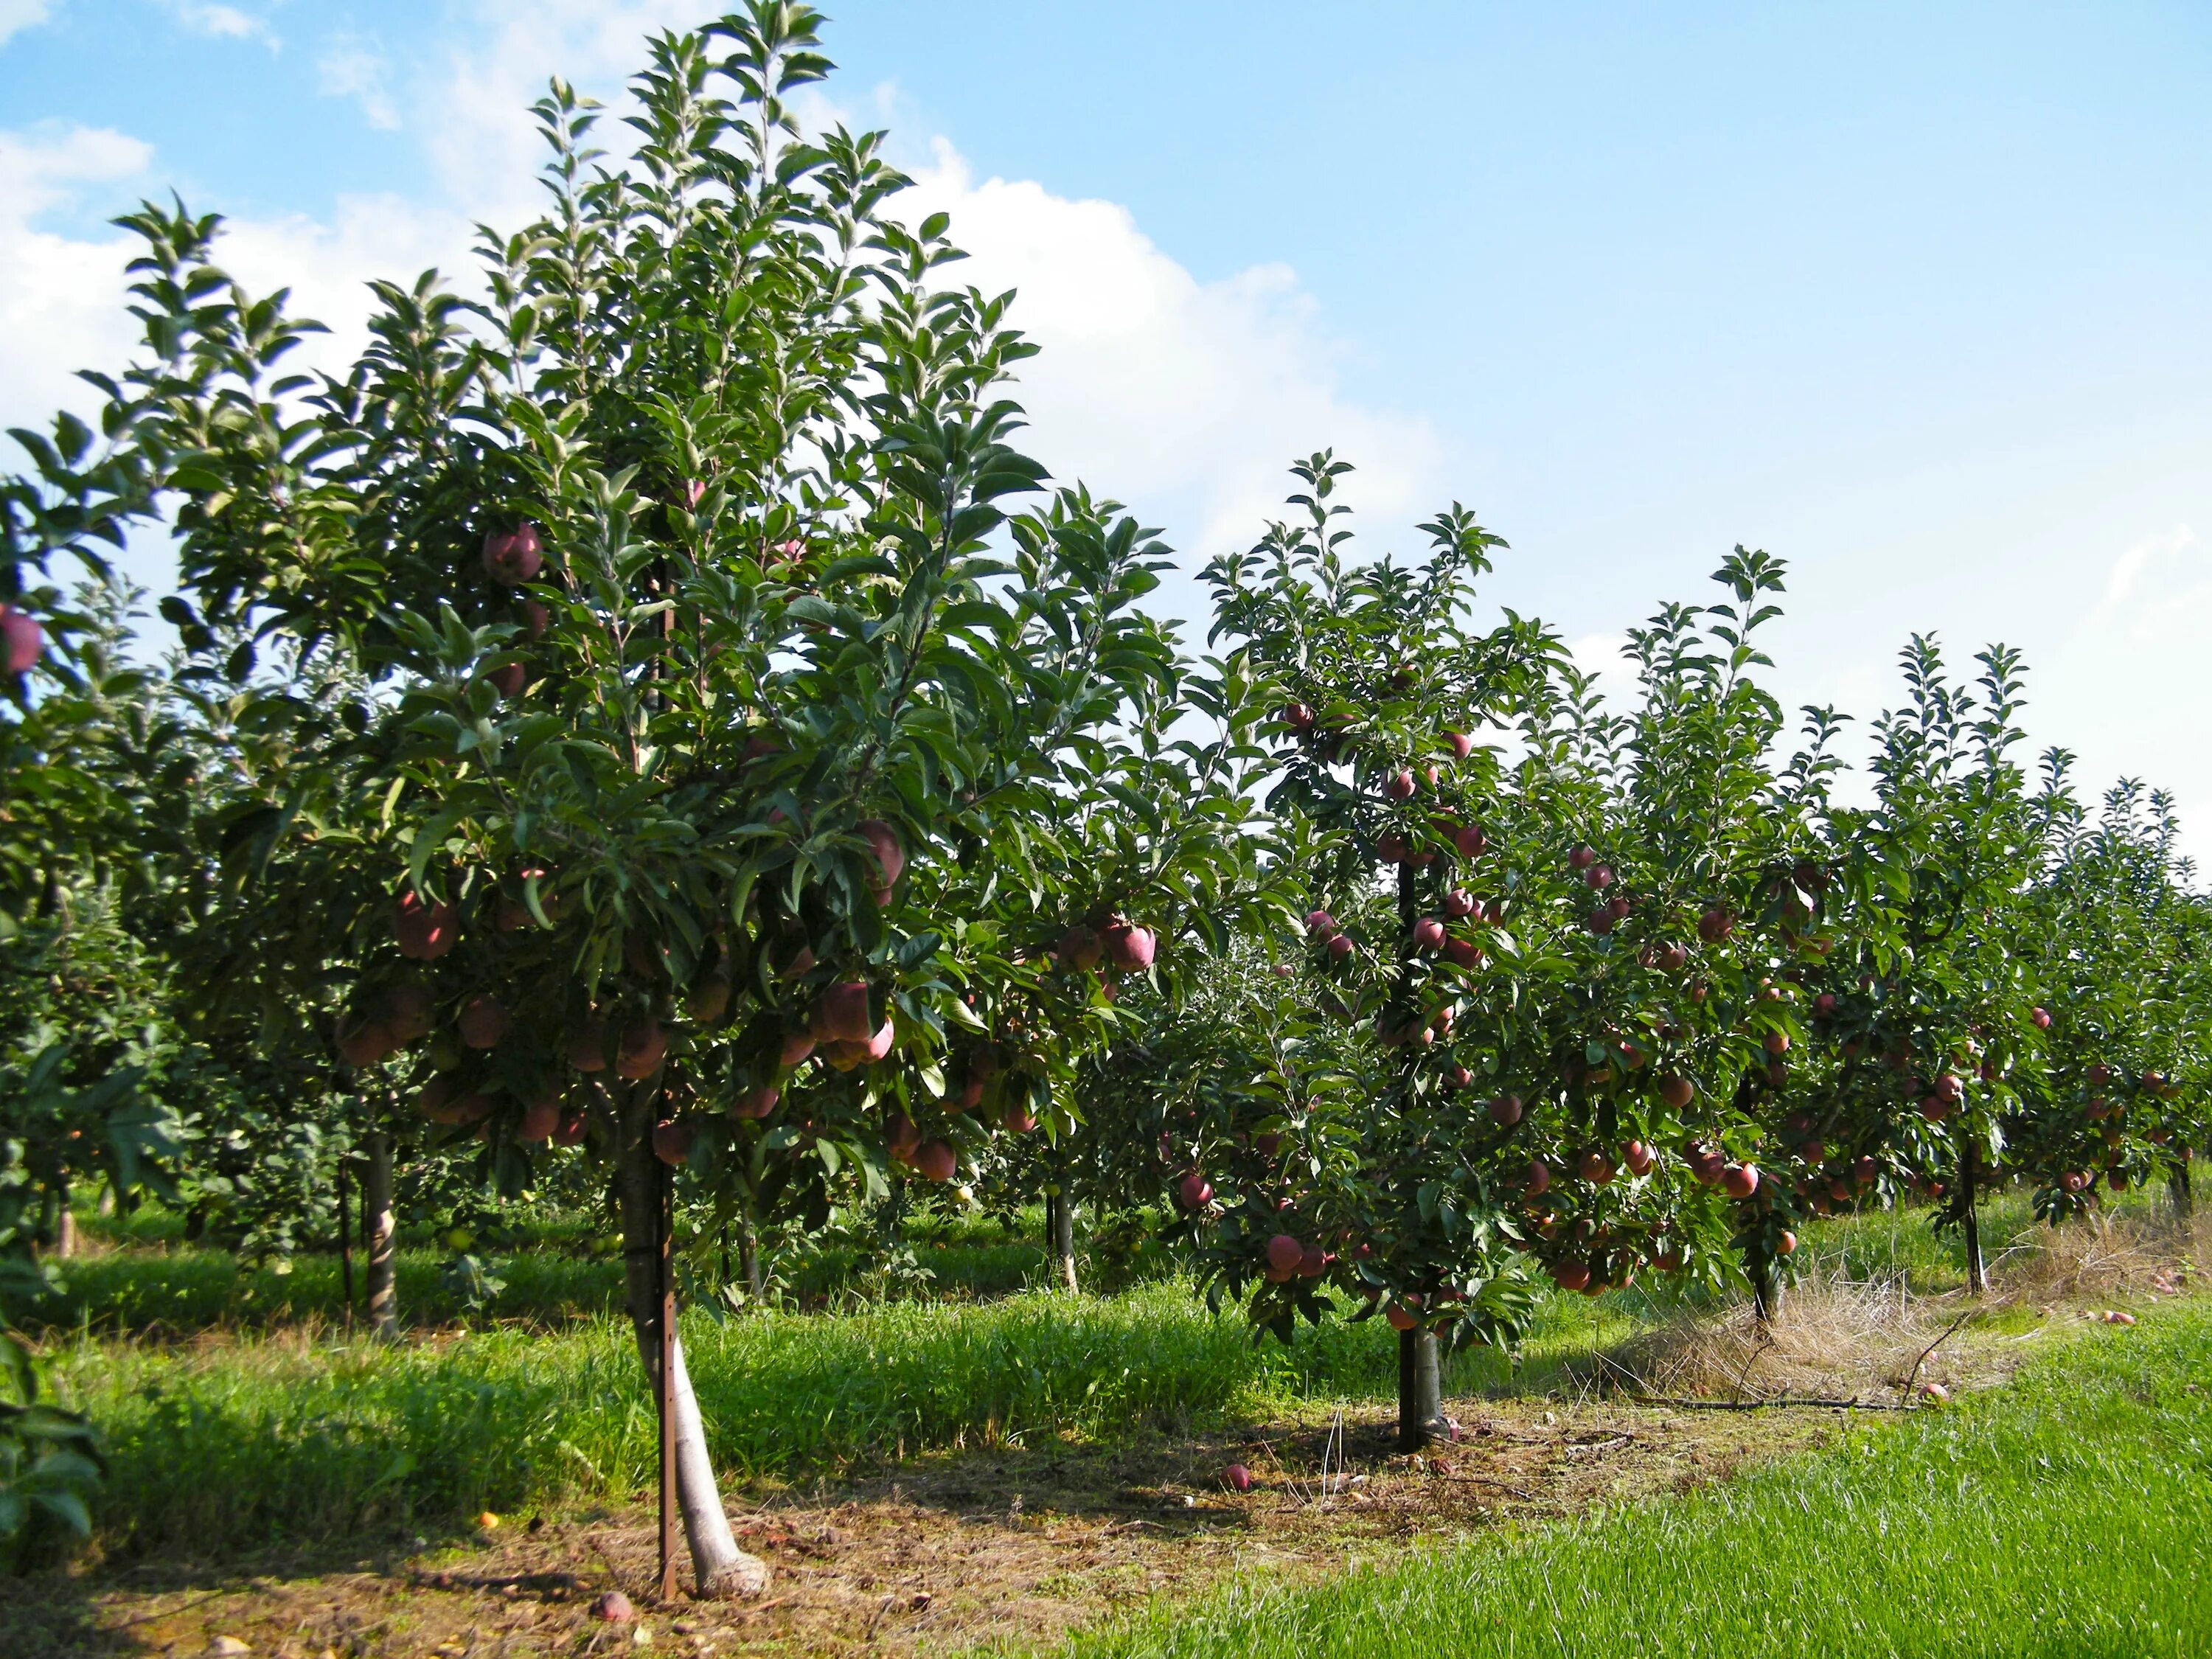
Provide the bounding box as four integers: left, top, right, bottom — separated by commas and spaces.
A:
1048, 1187, 1077, 1293
337, 1156, 355, 1324
2171, 1161, 2194, 1222
53, 1182, 75, 1259
1751, 1253, 1783, 1324
616, 1093, 769, 1599
1960, 1141, 1986, 1295
363, 1130, 399, 1340
739, 1214, 762, 1301
1397, 1325, 1443, 1451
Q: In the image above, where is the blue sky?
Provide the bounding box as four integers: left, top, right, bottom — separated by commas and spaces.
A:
7, 2, 2212, 840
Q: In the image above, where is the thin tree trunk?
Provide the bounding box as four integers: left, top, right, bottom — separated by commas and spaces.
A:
1049, 1186, 1077, 1293
1961, 1141, 1986, 1295
740, 1214, 762, 1301
616, 1092, 769, 1599
337, 1156, 355, 1325
53, 1181, 75, 1259
363, 1130, 399, 1340
1397, 1325, 1442, 1451
1751, 1253, 1783, 1324
2171, 1161, 2194, 1222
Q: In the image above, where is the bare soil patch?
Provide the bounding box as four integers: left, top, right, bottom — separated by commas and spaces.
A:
0, 1395, 1834, 1658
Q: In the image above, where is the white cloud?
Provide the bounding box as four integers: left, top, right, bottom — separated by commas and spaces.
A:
0, 0, 54, 49
0, 125, 153, 434
157, 1, 276, 48
2094, 522, 2194, 620
317, 35, 400, 131
902, 142, 1444, 586
4, 5, 1442, 645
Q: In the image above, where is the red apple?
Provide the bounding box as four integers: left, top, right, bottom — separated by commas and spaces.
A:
1775, 1230, 1798, 1256
1552, 1259, 1592, 1292
956, 1076, 986, 1111
2031, 1006, 2051, 1029
1442, 890, 1475, 919
1413, 917, 1445, 951
858, 818, 904, 897
520, 598, 550, 639
1443, 730, 1474, 759
1812, 992, 1837, 1018
1264, 1234, 1304, 1275
384, 985, 435, 1043
1376, 832, 1411, 863
731, 1085, 779, 1120
1304, 908, 1338, 937
552, 1113, 588, 1147
1106, 922, 1157, 969
616, 1018, 667, 1080
1578, 1150, 1616, 1185
1223, 1462, 1254, 1492
518, 1098, 560, 1142
1328, 933, 1355, 960
335, 1015, 397, 1068
482, 523, 544, 584
1568, 845, 1596, 871
1, 606, 44, 674
1525, 1159, 1551, 1196
1445, 1064, 1473, 1091
815, 981, 874, 1043
1587, 908, 1615, 936
568, 1018, 609, 1072
686, 973, 733, 1024
394, 891, 459, 960
1453, 824, 1487, 859
1385, 769, 1416, 801
886, 1112, 922, 1163
1722, 1163, 1760, 1199
1178, 1173, 1214, 1208
1297, 1245, 1330, 1278
1385, 1301, 1420, 1332
1584, 863, 1614, 891
652, 1118, 693, 1166
1624, 1141, 1655, 1176
1697, 906, 1733, 943
779, 1031, 815, 1067
458, 994, 509, 1050
1060, 925, 1105, 968
481, 661, 526, 699
914, 1139, 958, 1182
1489, 1094, 1524, 1127
1658, 1075, 1694, 1109
1002, 1103, 1037, 1134
1764, 1031, 1790, 1056
1445, 936, 1481, 967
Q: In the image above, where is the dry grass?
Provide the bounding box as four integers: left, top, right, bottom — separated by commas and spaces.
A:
1594, 1206, 2206, 1408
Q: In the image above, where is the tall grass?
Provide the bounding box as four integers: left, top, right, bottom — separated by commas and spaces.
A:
57, 1281, 1399, 1559
1070, 1301, 2212, 1658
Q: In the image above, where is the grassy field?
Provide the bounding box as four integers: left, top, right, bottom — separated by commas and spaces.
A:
1071, 1298, 2212, 1658
54, 1279, 1409, 1560
32, 1188, 2162, 1562
4, 1190, 2201, 1655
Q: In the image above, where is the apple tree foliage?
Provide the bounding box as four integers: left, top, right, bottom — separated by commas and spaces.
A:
75, 4, 1262, 1592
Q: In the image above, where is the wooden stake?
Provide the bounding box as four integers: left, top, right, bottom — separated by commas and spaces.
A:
657, 1152, 679, 1601
337, 1156, 355, 1327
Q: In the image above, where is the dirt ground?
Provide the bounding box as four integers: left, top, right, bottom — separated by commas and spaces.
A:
3, 1391, 1855, 1659
12, 1209, 2192, 1659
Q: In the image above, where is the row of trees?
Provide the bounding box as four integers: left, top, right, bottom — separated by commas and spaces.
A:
2, 1, 2203, 1584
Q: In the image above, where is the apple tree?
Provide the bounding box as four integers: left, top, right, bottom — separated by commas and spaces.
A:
102, 6, 1252, 1595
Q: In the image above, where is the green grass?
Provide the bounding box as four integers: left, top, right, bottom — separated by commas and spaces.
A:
56, 1280, 1402, 1559
1068, 1301, 2212, 1659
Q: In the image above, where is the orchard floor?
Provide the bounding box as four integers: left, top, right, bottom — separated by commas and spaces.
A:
5, 1200, 2200, 1657
4, 1392, 1848, 1658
